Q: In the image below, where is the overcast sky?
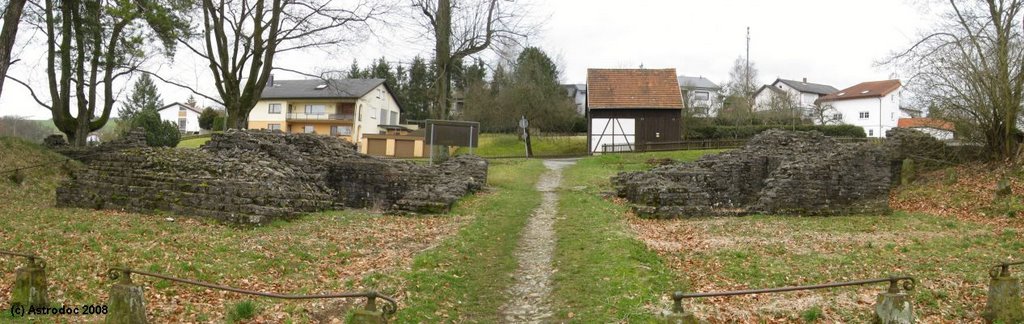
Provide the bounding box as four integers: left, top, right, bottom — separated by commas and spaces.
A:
0, 0, 936, 120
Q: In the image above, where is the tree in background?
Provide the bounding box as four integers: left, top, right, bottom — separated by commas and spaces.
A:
0, 0, 27, 105
808, 102, 842, 125
8, 0, 189, 146
886, 0, 1023, 159
719, 56, 760, 125
402, 56, 435, 121
412, 0, 530, 120
461, 47, 576, 156
199, 107, 218, 130
119, 74, 164, 124
181, 0, 385, 129
0, 116, 52, 142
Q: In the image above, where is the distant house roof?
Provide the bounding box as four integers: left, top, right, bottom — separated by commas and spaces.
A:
775, 78, 839, 95
819, 79, 902, 102
753, 84, 787, 98
586, 68, 684, 110
158, 102, 203, 114
898, 118, 955, 131
261, 79, 386, 100
261, 78, 403, 111
677, 76, 720, 90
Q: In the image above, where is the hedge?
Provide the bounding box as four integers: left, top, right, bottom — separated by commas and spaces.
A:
686, 124, 866, 139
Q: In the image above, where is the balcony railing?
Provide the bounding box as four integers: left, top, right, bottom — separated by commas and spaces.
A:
286, 113, 354, 121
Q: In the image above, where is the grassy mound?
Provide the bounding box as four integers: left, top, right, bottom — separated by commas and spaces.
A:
0, 136, 76, 201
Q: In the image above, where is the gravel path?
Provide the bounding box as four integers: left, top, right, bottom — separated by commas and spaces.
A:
500, 159, 577, 323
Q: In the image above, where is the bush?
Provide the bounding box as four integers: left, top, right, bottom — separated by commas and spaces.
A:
199, 108, 218, 130
686, 124, 866, 139
131, 109, 181, 147
212, 116, 226, 131
570, 116, 587, 133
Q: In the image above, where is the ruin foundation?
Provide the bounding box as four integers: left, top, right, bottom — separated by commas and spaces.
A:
55, 130, 487, 225
613, 130, 893, 218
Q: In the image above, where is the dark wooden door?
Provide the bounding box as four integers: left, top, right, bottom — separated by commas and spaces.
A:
367, 139, 387, 156
394, 140, 415, 157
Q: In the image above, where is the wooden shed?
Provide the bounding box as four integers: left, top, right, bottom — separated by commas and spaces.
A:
586, 68, 684, 154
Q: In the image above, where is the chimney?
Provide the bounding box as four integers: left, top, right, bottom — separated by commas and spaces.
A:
267, 74, 274, 88
802, 77, 807, 83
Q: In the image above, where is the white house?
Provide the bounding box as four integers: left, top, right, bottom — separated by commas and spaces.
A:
157, 102, 203, 134
247, 78, 403, 145
677, 76, 722, 117
817, 79, 909, 138
562, 84, 588, 115
898, 118, 955, 140
753, 78, 839, 115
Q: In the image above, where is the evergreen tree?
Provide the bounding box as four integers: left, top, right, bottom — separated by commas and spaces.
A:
347, 59, 364, 78
199, 107, 218, 130
403, 56, 435, 121
120, 74, 164, 122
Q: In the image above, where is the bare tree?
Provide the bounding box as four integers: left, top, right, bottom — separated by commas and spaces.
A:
411, 0, 530, 120
885, 0, 1023, 159
0, 0, 27, 104
808, 102, 842, 125
9, 0, 189, 146
178, 0, 385, 129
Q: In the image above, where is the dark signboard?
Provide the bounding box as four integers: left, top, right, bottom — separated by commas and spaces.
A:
424, 120, 480, 148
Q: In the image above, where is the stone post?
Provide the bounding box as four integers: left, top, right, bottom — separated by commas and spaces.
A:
873, 280, 914, 324
11, 258, 47, 308
350, 293, 384, 324
105, 270, 147, 324
984, 265, 1024, 323
661, 292, 702, 324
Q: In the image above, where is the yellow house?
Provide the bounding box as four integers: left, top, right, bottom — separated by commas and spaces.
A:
249, 78, 404, 144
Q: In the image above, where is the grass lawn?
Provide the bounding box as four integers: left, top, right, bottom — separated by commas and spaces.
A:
386, 159, 547, 322
177, 136, 211, 148
455, 133, 586, 157
551, 150, 722, 322
0, 136, 510, 323
562, 149, 1024, 322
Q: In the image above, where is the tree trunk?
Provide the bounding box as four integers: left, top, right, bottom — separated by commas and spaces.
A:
433, 0, 452, 120
0, 0, 27, 103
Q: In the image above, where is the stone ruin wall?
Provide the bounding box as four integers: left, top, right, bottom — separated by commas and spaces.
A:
613, 130, 894, 218
55, 130, 487, 225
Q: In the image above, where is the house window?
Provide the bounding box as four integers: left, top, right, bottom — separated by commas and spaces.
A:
331, 125, 352, 136
269, 103, 282, 114
357, 104, 363, 120
304, 104, 326, 115
303, 125, 314, 134
268, 124, 281, 131
833, 113, 843, 121
694, 91, 710, 101
178, 118, 187, 130
379, 109, 388, 124
859, 111, 870, 119
390, 111, 398, 124
891, 112, 895, 120
868, 129, 874, 136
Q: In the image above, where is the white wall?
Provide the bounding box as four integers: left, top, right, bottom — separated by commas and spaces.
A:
354, 84, 401, 143
912, 127, 955, 140
158, 107, 201, 133
828, 91, 902, 138
250, 100, 288, 122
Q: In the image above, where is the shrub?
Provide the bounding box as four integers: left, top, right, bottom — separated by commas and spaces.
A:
212, 116, 226, 131
226, 300, 257, 323
198, 107, 218, 130
130, 109, 181, 147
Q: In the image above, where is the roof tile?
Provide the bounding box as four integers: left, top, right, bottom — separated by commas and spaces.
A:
587, 69, 684, 109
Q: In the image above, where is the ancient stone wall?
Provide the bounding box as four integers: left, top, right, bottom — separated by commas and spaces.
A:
56, 130, 487, 225
613, 130, 893, 218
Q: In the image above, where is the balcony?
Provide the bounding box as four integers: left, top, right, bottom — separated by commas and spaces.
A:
286, 113, 354, 122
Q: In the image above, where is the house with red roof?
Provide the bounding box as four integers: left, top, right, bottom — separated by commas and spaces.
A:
817, 79, 911, 138
897, 117, 955, 140
586, 68, 683, 154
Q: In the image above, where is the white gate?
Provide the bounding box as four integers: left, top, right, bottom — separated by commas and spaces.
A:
589, 118, 636, 153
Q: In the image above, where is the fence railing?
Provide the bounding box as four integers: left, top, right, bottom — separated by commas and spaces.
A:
103, 267, 396, 323
286, 113, 354, 121
667, 276, 917, 322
